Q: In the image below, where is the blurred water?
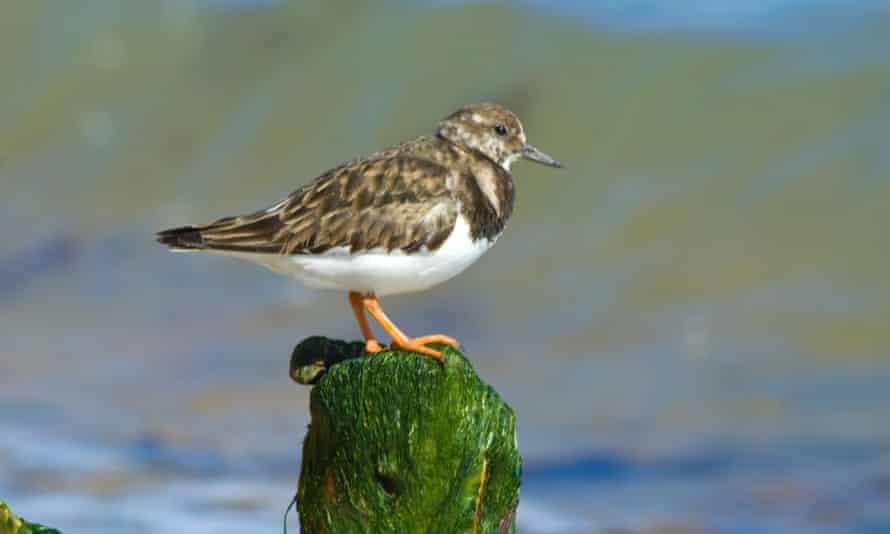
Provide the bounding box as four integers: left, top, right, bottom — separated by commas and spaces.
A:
2, 1, 890, 532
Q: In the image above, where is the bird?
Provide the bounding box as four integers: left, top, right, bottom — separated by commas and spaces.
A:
156, 102, 561, 361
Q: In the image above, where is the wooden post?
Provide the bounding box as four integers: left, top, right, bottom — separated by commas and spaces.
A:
289, 337, 521, 533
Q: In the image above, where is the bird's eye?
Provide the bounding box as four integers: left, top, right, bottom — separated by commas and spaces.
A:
494, 125, 508, 136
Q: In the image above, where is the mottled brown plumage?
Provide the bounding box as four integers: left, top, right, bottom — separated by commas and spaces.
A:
157, 102, 561, 360
157, 103, 558, 256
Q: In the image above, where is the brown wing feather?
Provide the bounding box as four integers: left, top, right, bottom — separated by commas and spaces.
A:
157, 154, 458, 255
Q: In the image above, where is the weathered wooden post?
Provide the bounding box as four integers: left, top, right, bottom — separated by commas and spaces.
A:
289, 336, 521, 533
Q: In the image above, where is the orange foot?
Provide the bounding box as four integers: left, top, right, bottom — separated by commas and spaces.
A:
390, 334, 460, 361
412, 334, 460, 347
349, 292, 386, 355
364, 339, 385, 353
350, 292, 461, 362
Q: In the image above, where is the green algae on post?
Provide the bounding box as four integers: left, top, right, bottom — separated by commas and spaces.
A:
0, 501, 62, 534
290, 338, 521, 533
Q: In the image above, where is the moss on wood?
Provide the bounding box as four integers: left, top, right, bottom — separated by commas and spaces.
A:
290, 337, 520, 534
0, 501, 61, 534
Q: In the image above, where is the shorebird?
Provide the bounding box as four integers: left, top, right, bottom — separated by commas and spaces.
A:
157, 103, 561, 360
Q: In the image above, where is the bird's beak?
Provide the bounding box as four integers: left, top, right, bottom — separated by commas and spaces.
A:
522, 144, 563, 168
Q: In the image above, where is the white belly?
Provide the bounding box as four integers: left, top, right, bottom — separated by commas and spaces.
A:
226, 214, 494, 296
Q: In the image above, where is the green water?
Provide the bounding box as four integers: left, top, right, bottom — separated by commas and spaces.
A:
2, 2, 889, 532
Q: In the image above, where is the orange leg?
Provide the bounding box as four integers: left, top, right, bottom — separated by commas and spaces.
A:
348, 291, 383, 354
360, 293, 460, 361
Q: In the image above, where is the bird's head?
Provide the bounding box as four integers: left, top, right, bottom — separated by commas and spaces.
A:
436, 102, 562, 172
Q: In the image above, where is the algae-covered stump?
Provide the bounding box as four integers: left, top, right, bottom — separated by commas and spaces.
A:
290, 337, 521, 534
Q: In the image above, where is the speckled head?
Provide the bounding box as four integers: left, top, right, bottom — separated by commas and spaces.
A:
436, 102, 562, 171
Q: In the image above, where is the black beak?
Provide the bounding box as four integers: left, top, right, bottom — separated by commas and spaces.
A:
522, 144, 562, 168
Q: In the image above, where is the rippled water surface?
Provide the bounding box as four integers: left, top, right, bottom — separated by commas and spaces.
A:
2, 1, 890, 532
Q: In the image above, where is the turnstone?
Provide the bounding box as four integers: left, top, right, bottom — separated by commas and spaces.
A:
157, 103, 561, 360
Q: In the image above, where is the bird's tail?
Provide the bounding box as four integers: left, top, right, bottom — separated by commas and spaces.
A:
156, 210, 287, 253
155, 225, 208, 251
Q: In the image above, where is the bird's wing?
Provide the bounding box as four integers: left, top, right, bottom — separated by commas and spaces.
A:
157, 155, 458, 255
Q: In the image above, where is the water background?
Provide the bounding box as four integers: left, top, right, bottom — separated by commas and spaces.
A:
2, 1, 890, 532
